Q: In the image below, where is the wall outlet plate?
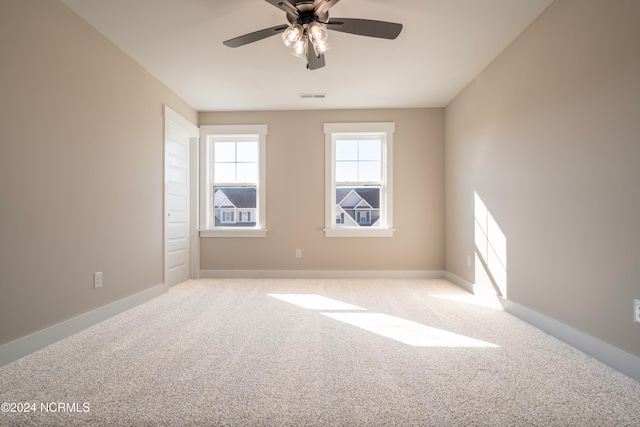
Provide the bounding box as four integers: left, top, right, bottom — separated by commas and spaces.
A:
635, 299, 640, 324
94, 272, 103, 289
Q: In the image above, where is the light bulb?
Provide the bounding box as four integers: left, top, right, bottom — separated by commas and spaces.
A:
282, 24, 304, 48
307, 21, 328, 43
312, 38, 330, 56
291, 35, 308, 58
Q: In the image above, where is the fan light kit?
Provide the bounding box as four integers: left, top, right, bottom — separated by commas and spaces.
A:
283, 21, 330, 59
223, 0, 403, 70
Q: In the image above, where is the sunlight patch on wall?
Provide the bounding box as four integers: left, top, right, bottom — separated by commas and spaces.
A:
474, 192, 508, 297
475, 253, 497, 295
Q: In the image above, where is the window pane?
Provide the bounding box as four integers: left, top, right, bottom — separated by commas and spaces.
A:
336, 139, 358, 161
236, 141, 257, 162
213, 186, 257, 228
236, 162, 258, 183
359, 161, 381, 182
334, 186, 380, 228
336, 161, 358, 182
214, 163, 235, 183
215, 141, 236, 162
359, 139, 381, 161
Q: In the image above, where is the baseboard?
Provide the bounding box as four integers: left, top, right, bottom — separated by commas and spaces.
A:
0, 283, 168, 368
200, 269, 446, 280
443, 271, 639, 381
442, 271, 475, 293
501, 298, 640, 382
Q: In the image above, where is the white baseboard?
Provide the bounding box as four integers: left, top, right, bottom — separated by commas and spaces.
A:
200, 269, 446, 280
442, 271, 475, 293
0, 283, 168, 368
501, 298, 640, 382
441, 271, 640, 382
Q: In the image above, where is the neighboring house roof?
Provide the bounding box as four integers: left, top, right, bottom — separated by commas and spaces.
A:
336, 206, 358, 226
214, 187, 256, 209
335, 187, 381, 226
336, 187, 380, 209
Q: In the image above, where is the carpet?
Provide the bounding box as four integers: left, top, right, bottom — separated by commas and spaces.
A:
1, 278, 639, 426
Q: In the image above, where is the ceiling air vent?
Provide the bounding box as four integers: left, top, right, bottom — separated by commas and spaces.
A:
299, 93, 326, 99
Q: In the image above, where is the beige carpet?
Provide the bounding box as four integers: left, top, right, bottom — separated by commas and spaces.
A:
1, 278, 639, 426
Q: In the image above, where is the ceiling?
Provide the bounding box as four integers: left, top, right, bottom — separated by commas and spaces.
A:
61, 0, 552, 112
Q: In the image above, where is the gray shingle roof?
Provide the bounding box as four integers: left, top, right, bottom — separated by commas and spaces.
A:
336, 187, 380, 209
215, 187, 256, 208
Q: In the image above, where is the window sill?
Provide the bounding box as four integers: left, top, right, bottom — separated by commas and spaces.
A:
324, 228, 395, 238
200, 229, 267, 238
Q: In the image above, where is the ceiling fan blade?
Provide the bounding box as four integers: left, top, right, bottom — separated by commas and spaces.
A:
223, 25, 289, 48
264, 0, 299, 16
306, 38, 326, 70
314, 0, 340, 15
326, 18, 403, 39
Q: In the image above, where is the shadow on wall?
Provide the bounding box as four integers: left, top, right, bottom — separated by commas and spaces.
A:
474, 192, 508, 298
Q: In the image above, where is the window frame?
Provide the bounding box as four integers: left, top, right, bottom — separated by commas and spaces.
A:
324, 122, 395, 238
199, 124, 267, 238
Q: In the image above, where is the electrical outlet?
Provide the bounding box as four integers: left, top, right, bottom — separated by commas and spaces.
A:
634, 300, 640, 324
295, 249, 302, 258
94, 272, 103, 289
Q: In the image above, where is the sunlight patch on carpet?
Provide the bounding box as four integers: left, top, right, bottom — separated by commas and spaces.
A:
269, 293, 498, 348
432, 294, 504, 310
268, 294, 366, 311
322, 312, 499, 348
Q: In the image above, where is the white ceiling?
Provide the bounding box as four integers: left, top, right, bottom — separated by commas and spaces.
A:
61, 0, 552, 112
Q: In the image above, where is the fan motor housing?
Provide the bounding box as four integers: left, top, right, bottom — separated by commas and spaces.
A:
286, 1, 329, 25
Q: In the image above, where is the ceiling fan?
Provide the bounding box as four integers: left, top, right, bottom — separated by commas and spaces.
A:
223, 0, 403, 70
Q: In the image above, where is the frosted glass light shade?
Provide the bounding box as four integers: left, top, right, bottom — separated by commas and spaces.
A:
282, 24, 304, 48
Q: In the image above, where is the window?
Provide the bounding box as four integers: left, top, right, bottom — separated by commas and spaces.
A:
222, 211, 234, 223
200, 125, 267, 237
324, 122, 394, 237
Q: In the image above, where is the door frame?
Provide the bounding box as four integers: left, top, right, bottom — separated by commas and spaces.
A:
164, 105, 199, 285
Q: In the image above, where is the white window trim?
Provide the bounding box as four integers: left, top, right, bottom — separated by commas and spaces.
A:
324, 122, 395, 238
200, 124, 267, 238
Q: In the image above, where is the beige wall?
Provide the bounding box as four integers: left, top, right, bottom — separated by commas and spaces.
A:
4, 0, 636, 364
0, 0, 196, 345
445, 0, 640, 356
199, 109, 444, 272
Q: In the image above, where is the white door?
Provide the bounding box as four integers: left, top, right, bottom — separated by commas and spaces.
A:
164, 107, 198, 286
